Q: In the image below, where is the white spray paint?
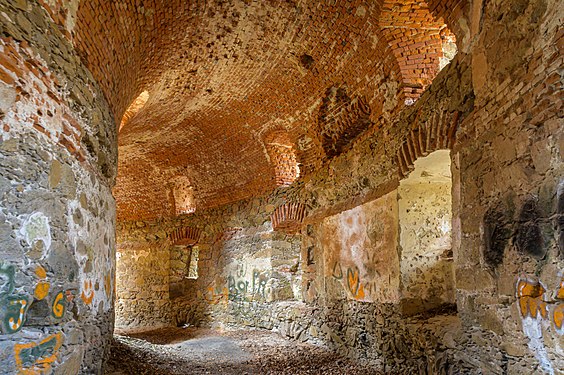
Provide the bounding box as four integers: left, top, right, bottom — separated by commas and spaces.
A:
522, 316, 554, 374
20, 212, 51, 253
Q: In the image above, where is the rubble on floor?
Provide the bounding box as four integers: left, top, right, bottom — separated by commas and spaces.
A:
105, 327, 381, 375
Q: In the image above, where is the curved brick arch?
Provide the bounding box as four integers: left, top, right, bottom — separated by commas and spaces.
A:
426, 0, 468, 43
378, 0, 459, 103
169, 226, 202, 246
396, 109, 460, 178
263, 130, 300, 187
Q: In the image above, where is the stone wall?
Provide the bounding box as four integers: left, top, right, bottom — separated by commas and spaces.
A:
115, 235, 170, 332
115, 196, 302, 330
451, 0, 563, 372
0, 1, 117, 374
114, 0, 563, 373
398, 150, 455, 315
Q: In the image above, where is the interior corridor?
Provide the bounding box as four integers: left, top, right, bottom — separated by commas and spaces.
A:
0, 0, 562, 374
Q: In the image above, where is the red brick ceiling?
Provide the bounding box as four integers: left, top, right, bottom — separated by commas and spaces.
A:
63, 0, 462, 221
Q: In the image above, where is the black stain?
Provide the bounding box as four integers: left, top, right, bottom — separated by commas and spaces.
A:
558, 185, 564, 256
306, 246, 315, 265
515, 197, 545, 259
483, 205, 511, 268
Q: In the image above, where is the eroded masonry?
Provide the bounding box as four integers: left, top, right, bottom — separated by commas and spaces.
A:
0, 0, 562, 374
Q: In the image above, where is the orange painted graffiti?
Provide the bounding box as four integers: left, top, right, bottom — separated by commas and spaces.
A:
51, 292, 65, 319
104, 273, 112, 298
80, 280, 94, 305
33, 265, 50, 301
516, 278, 548, 319
34, 282, 50, 301
14, 332, 63, 374
553, 304, 564, 331
346, 267, 365, 300
8, 299, 28, 332
516, 276, 564, 335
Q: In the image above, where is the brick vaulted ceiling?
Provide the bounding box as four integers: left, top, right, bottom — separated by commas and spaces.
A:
48, 0, 464, 220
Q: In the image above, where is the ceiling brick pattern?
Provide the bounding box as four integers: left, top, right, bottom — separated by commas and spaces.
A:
64, 0, 458, 220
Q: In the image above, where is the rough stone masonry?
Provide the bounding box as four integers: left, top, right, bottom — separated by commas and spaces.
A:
0, 0, 563, 374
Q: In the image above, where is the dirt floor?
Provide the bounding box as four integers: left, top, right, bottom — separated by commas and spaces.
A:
105, 327, 380, 374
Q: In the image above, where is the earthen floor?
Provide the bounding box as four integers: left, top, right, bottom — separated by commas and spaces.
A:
105, 327, 380, 374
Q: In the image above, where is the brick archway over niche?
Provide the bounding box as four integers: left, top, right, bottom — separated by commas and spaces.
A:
378, 0, 459, 104
263, 130, 300, 187
396, 110, 460, 178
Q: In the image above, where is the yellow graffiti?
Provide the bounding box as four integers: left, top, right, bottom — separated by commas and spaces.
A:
556, 279, 564, 300
33, 265, 50, 301
516, 278, 548, 319
34, 266, 47, 279
516, 276, 564, 335
104, 273, 112, 298
52, 292, 65, 319
203, 286, 228, 305
34, 282, 50, 300
14, 332, 63, 374
8, 299, 28, 332
80, 280, 94, 305
346, 267, 365, 300
553, 304, 564, 331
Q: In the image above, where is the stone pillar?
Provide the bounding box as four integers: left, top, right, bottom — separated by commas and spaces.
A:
0, 2, 117, 373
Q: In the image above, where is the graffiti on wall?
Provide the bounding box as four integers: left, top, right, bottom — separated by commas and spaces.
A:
0, 263, 31, 334
516, 275, 564, 374
0, 263, 71, 333
51, 291, 65, 319
71, 211, 115, 315
202, 284, 228, 305
322, 193, 400, 303
516, 276, 564, 332
80, 279, 94, 305
14, 332, 63, 374
331, 262, 368, 300
228, 268, 271, 302
33, 265, 50, 301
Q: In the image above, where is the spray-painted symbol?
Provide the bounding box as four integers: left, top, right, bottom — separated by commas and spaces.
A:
346, 267, 365, 300
52, 292, 65, 319
80, 280, 94, 305
331, 262, 343, 280
14, 332, 63, 373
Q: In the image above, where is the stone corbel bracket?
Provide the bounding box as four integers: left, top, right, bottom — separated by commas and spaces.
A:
169, 226, 202, 246
271, 202, 307, 234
